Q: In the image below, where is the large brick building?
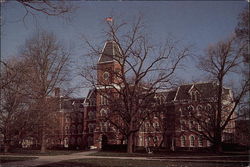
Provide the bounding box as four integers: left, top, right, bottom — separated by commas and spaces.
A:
56, 40, 236, 150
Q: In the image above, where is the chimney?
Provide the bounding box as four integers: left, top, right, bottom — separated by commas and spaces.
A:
54, 87, 60, 97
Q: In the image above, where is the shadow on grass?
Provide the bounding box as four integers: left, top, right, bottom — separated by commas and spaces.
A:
0, 156, 37, 163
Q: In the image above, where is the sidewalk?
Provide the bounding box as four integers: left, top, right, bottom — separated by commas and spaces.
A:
1, 150, 97, 167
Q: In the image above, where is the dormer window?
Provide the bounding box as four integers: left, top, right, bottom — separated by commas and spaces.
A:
190, 90, 200, 101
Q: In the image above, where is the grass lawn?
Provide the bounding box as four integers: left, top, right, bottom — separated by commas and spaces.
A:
37, 158, 248, 167
0, 156, 37, 163
0, 150, 82, 156
90, 151, 249, 159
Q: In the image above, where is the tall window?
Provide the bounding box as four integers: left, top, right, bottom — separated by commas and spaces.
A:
77, 137, 82, 145
77, 125, 82, 134
198, 136, 203, 147
191, 91, 199, 101
87, 136, 93, 146
180, 120, 186, 131
65, 126, 69, 134
181, 136, 186, 147
88, 111, 95, 120
65, 115, 70, 123
197, 105, 202, 116
190, 135, 195, 147
71, 125, 76, 134
100, 95, 109, 105
198, 124, 202, 131
88, 124, 94, 133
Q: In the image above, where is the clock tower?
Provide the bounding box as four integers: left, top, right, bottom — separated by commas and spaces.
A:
97, 40, 122, 85
94, 40, 122, 148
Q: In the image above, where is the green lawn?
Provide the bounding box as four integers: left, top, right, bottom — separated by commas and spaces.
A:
0, 156, 37, 163
0, 150, 81, 156
37, 158, 248, 167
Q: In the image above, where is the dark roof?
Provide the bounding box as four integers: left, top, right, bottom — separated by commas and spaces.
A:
158, 90, 177, 102
174, 82, 230, 101
61, 97, 85, 110
98, 40, 122, 63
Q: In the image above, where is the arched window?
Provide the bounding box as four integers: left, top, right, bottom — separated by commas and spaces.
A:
100, 109, 107, 117
64, 137, 69, 148
181, 136, 186, 147
187, 105, 194, 116
77, 125, 82, 134
71, 113, 76, 123
71, 125, 76, 134
65, 126, 70, 134
77, 137, 82, 145
65, 115, 70, 123
198, 124, 202, 131
196, 105, 202, 116
145, 122, 150, 132
88, 124, 94, 133
70, 137, 75, 145
190, 135, 195, 147
87, 136, 93, 146
205, 104, 212, 111
180, 120, 186, 131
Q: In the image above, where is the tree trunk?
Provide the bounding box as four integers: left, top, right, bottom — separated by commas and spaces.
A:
40, 130, 47, 153
127, 133, 134, 153
214, 131, 223, 153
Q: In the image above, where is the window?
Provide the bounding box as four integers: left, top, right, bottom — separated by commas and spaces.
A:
77, 125, 82, 134
65, 126, 69, 134
197, 105, 202, 116
179, 108, 183, 116
153, 122, 159, 131
71, 113, 76, 123
100, 95, 108, 105
65, 115, 70, 123
207, 140, 211, 147
88, 111, 95, 120
87, 136, 93, 146
145, 123, 150, 132
181, 136, 186, 147
70, 137, 75, 145
198, 136, 203, 147
71, 125, 76, 134
190, 136, 195, 147
180, 120, 185, 131
198, 124, 202, 131
100, 109, 107, 117
100, 122, 108, 132
64, 137, 69, 148
77, 137, 82, 145
205, 104, 212, 111
78, 114, 82, 122
88, 124, 94, 133
187, 105, 194, 116
191, 91, 200, 101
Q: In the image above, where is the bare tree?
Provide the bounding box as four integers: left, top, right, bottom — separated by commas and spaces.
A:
21, 31, 71, 153
196, 37, 249, 152
0, 58, 30, 152
81, 16, 190, 153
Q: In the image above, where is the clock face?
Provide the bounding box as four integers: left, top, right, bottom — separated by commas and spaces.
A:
103, 71, 110, 80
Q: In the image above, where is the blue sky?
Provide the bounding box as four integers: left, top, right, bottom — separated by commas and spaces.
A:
1, 1, 247, 97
